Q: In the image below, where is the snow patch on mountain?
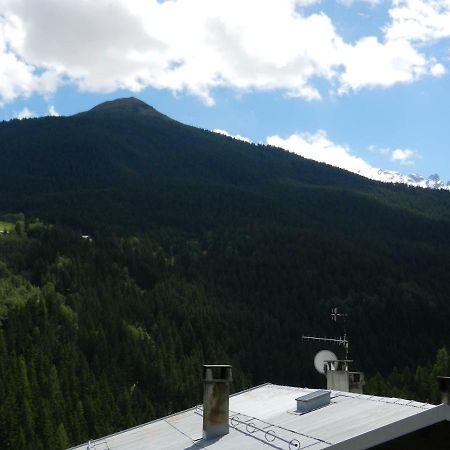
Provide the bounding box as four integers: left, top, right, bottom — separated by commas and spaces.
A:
370, 170, 450, 191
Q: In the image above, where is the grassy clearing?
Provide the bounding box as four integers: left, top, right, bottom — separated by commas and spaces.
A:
0, 221, 15, 233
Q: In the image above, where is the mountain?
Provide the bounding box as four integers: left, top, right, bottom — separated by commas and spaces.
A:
1, 96, 449, 363
0, 98, 450, 449
1, 97, 450, 230
375, 169, 450, 191
1, 96, 366, 193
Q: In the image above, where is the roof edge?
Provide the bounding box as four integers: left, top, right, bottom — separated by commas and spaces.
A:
67, 382, 273, 449
330, 405, 448, 450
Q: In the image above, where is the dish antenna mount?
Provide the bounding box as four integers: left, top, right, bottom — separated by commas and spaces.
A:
314, 350, 337, 375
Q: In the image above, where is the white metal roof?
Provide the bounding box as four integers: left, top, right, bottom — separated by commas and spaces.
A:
68, 383, 449, 450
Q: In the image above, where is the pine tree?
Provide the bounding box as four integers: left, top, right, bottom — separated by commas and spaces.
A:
55, 423, 69, 449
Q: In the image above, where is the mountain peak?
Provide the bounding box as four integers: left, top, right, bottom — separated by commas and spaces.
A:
88, 97, 170, 120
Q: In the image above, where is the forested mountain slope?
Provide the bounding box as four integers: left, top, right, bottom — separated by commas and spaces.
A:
1, 97, 450, 229
0, 98, 449, 449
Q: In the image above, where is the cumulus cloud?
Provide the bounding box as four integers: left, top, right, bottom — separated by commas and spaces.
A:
339, 37, 428, 92
13, 104, 59, 120
267, 131, 425, 185
369, 144, 418, 166
48, 105, 60, 116
267, 130, 380, 178
213, 129, 251, 143
0, 15, 36, 104
385, 0, 450, 43
0, 0, 447, 105
270, 132, 448, 189
15, 106, 36, 119
338, 0, 450, 92
390, 148, 416, 165
430, 62, 446, 76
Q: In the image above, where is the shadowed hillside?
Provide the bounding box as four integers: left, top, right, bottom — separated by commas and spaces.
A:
1, 97, 450, 230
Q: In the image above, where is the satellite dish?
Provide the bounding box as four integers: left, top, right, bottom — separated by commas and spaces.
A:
314, 350, 337, 375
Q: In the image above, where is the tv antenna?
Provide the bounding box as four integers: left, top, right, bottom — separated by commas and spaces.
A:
303, 307, 364, 393
331, 307, 347, 324
302, 307, 349, 360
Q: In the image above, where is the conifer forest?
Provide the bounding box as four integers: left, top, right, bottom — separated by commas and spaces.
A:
0, 99, 449, 449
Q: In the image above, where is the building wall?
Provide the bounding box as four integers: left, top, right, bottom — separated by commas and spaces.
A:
370, 421, 450, 450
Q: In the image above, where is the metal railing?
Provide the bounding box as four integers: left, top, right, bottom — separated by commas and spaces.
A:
229, 412, 301, 449
194, 405, 330, 449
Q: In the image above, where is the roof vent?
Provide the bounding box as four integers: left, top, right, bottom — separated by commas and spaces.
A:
296, 390, 330, 414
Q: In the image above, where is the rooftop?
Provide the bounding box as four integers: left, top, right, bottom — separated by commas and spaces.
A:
68, 383, 450, 450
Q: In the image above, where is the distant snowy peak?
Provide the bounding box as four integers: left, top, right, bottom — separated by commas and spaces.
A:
373, 170, 450, 191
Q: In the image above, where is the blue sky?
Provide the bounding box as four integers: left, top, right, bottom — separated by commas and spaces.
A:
1, 0, 450, 183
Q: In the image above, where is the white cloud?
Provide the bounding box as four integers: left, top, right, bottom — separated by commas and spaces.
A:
12, 104, 59, 120
48, 105, 59, 116
267, 130, 380, 177
0, 15, 36, 104
338, 37, 428, 92
0, 0, 447, 105
266, 131, 433, 187
338, 0, 450, 92
390, 148, 416, 164
430, 62, 446, 76
213, 129, 251, 143
15, 106, 35, 119
385, 0, 450, 43
369, 144, 418, 165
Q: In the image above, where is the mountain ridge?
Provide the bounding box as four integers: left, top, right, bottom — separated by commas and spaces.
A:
86, 98, 450, 192
10, 98, 450, 192
0, 97, 450, 231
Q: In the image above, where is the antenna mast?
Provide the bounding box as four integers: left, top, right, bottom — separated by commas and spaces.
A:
302, 307, 349, 359
304, 307, 365, 394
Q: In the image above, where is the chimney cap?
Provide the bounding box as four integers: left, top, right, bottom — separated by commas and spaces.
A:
203, 365, 232, 382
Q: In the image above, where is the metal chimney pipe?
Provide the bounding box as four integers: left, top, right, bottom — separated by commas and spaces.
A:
437, 376, 450, 405
202, 365, 232, 440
